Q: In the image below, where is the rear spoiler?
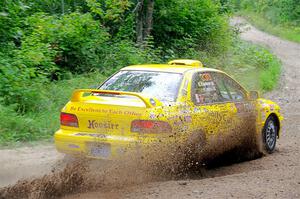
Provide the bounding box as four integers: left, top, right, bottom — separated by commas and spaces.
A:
71, 89, 160, 108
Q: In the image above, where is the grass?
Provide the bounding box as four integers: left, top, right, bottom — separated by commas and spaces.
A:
224, 40, 281, 92
238, 11, 300, 43
0, 40, 281, 146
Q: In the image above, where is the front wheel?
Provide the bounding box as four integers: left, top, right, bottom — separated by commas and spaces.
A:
262, 116, 278, 153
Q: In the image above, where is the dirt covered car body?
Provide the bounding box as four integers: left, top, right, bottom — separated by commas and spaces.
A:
54, 60, 283, 159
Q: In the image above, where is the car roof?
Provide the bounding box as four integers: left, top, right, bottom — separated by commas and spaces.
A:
121, 64, 223, 74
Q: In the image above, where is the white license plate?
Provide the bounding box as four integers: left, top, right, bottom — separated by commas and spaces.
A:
89, 144, 111, 158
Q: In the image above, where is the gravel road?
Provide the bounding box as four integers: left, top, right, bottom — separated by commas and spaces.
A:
1, 17, 299, 199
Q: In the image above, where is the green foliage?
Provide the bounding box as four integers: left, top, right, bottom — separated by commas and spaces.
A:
0, 73, 106, 145
239, 11, 300, 43
153, 0, 232, 53
0, 39, 281, 145
0, 12, 110, 112
259, 62, 281, 91
169, 37, 281, 92
99, 39, 163, 74
86, 0, 133, 36
86, 0, 132, 22
0, 0, 29, 46
0, 46, 48, 113
231, 0, 300, 26
22, 0, 88, 15
0, 105, 43, 143
230, 0, 300, 42
222, 39, 281, 91
23, 12, 110, 74
0, 0, 282, 145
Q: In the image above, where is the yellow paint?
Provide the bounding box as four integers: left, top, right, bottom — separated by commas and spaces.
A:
54, 60, 283, 159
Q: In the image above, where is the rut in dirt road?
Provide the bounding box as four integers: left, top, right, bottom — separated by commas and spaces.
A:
64, 17, 300, 199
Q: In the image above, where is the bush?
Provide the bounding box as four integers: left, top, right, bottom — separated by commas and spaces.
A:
231, 0, 300, 25
0, 0, 28, 45
153, 0, 232, 53
222, 39, 281, 91
22, 12, 110, 74
0, 11, 163, 113
0, 72, 107, 145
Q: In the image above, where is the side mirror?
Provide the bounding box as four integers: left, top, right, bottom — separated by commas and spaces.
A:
249, 91, 259, 100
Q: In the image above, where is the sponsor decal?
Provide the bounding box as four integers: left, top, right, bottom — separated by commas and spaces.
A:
149, 113, 156, 119
69, 106, 142, 116
167, 115, 179, 120
200, 73, 212, 81
207, 111, 226, 122
180, 108, 190, 114
197, 81, 216, 89
123, 111, 142, 116
195, 94, 205, 104
194, 107, 200, 113
88, 120, 119, 130
235, 102, 255, 113
184, 116, 192, 123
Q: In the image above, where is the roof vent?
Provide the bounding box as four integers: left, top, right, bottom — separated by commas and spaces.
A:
168, 59, 203, 67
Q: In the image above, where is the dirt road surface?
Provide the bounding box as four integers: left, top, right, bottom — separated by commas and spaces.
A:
1, 17, 300, 198
0, 144, 64, 187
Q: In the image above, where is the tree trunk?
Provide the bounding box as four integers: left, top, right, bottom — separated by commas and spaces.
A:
135, 0, 144, 44
135, 0, 154, 45
144, 0, 154, 40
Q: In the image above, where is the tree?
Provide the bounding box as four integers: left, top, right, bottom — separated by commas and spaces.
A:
134, 0, 155, 44
85, 0, 132, 36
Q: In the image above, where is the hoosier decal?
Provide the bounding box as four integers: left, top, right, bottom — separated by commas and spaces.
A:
88, 120, 119, 130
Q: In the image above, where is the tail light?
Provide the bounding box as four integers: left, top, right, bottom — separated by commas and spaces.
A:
131, 120, 172, 133
60, 112, 79, 127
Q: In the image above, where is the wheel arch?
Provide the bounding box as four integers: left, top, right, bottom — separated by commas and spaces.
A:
268, 113, 280, 138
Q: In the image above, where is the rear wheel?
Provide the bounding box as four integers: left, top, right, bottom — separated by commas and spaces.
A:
262, 116, 278, 153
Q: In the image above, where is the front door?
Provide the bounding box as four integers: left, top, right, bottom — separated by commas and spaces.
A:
189, 71, 255, 156
189, 72, 235, 151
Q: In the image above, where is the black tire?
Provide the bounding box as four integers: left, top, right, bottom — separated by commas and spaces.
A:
262, 116, 278, 153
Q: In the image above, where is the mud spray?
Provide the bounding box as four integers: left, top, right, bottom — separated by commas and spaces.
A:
0, 111, 264, 199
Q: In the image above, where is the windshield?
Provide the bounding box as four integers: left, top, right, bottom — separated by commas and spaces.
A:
99, 70, 183, 102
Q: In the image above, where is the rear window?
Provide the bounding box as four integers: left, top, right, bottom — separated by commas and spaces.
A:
99, 70, 183, 102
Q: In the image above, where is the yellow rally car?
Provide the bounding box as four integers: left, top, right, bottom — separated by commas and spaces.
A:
54, 59, 283, 159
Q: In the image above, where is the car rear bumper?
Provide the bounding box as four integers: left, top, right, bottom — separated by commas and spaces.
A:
54, 129, 159, 159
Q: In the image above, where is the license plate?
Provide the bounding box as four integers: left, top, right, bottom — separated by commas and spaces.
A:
89, 143, 111, 158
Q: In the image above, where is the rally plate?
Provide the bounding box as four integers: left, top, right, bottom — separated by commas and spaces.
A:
88, 143, 111, 158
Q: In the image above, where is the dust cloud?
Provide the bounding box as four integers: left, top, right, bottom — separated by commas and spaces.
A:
0, 111, 262, 199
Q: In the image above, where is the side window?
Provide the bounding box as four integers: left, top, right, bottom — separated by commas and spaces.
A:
214, 73, 246, 102
213, 76, 231, 101
191, 72, 223, 105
